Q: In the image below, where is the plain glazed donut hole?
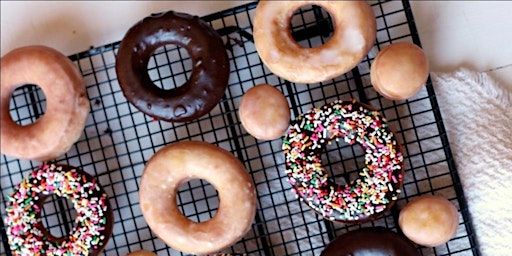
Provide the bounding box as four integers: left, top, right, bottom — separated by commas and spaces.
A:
253, 1, 376, 84
139, 141, 256, 255
239, 84, 290, 140
126, 250, 157, 256
0, 45, 89, 161
370, 42, 429, 100
399, 195, 459, 247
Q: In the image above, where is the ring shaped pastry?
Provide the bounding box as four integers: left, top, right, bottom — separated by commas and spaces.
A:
321, 227, 419, 256
282, 100, 404, 223
139, 141, 256, 255
4, 164, 113, 256
253, 1, 376, 83
116, 11, 230, 122
1, 46, 89, 161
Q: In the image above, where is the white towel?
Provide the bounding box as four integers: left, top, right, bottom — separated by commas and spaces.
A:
431, 68, 512, 256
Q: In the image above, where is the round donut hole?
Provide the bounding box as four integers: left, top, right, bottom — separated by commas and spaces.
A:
9, 84, 47, 126
321, 139, 367, 187
147, 44, 193, 91
290, 4, 334, 48
176, 178, 219, 223
41, 193, 77, 240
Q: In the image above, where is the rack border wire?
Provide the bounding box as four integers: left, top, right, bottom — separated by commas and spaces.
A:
1, 1, 480, 255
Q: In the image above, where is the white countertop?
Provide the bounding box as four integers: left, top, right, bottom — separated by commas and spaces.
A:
2, 1, 511, 90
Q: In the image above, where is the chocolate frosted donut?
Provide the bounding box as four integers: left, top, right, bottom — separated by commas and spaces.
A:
283, 100, 404, 223
116, 11, 230, 122
4, 164, 113, 256
321, 227, 419, 256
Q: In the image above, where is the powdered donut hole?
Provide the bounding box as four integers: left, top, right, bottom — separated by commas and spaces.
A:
370, 42, 429, 100
399, 195, 459, 247
239, 84, 290, 140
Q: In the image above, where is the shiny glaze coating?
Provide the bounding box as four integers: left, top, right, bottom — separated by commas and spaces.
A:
1, 45, 89, 161
139, 141, 257, 254
116, 11, 230, 122
321, 227, 419, 256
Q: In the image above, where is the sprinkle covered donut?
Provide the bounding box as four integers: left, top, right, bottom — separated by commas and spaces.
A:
4, 164, 113, 256
282, 100, 404, 223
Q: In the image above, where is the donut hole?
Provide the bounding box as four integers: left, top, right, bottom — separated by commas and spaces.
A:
9, 84, 47, 126
176, 178, 219, 222
290, 5, 334, 48
147, 45, 193, 91
322, 139, 367, 187
40, 193, 77, 240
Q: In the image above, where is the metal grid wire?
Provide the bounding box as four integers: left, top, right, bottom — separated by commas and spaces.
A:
1, 1, 479, 255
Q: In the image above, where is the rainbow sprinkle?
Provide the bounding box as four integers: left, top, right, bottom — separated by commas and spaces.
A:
4, 164, 111, 256
282, 100, 404, 222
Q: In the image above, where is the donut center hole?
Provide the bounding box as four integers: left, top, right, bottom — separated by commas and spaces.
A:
147, 45, 193, 91
290, 5, 334, 48
176, 178, 219, 222
321, 139, 366, 187
40, 193, 77, 240
9, 84, 47, 126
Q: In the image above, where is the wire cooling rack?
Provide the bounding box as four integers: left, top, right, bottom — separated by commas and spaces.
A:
1, 1, 480, 255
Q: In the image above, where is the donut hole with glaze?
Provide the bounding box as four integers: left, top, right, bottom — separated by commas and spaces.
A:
176, 178, 219, 223
146, 44, 193, 92
8, 83, 47, 126
40, 193, 78, 242
290, 4, 334, 48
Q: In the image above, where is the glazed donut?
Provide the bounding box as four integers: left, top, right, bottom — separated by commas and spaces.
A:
1, 46, 89, 161
321, 227, 418, 256
4, 164, 113, 256
253, 1, 376, 84
116, 11, 230, 122
139, 141, 256, 254
282, 100, 404, 223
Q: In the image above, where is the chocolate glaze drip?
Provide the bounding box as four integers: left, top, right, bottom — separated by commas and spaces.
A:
116, 11, 230, 122
321, 227, 419, 256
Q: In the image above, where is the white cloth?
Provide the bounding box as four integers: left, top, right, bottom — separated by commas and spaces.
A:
431, 68, 512, 256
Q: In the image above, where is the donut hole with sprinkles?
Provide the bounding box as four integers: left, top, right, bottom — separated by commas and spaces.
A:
290, 5, 334, 48
177, 178, 219, 222
40, 193, 78, 241
321, 137, 367, 188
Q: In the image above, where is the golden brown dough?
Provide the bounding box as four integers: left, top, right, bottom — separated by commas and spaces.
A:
126, 250, 157, 256
371, 42, 429, 100
139, 141, 256, 255
1, 45, 88, 161
253, 1, 376, 83
399, 195, 459, 247
239, 84, 290, 140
